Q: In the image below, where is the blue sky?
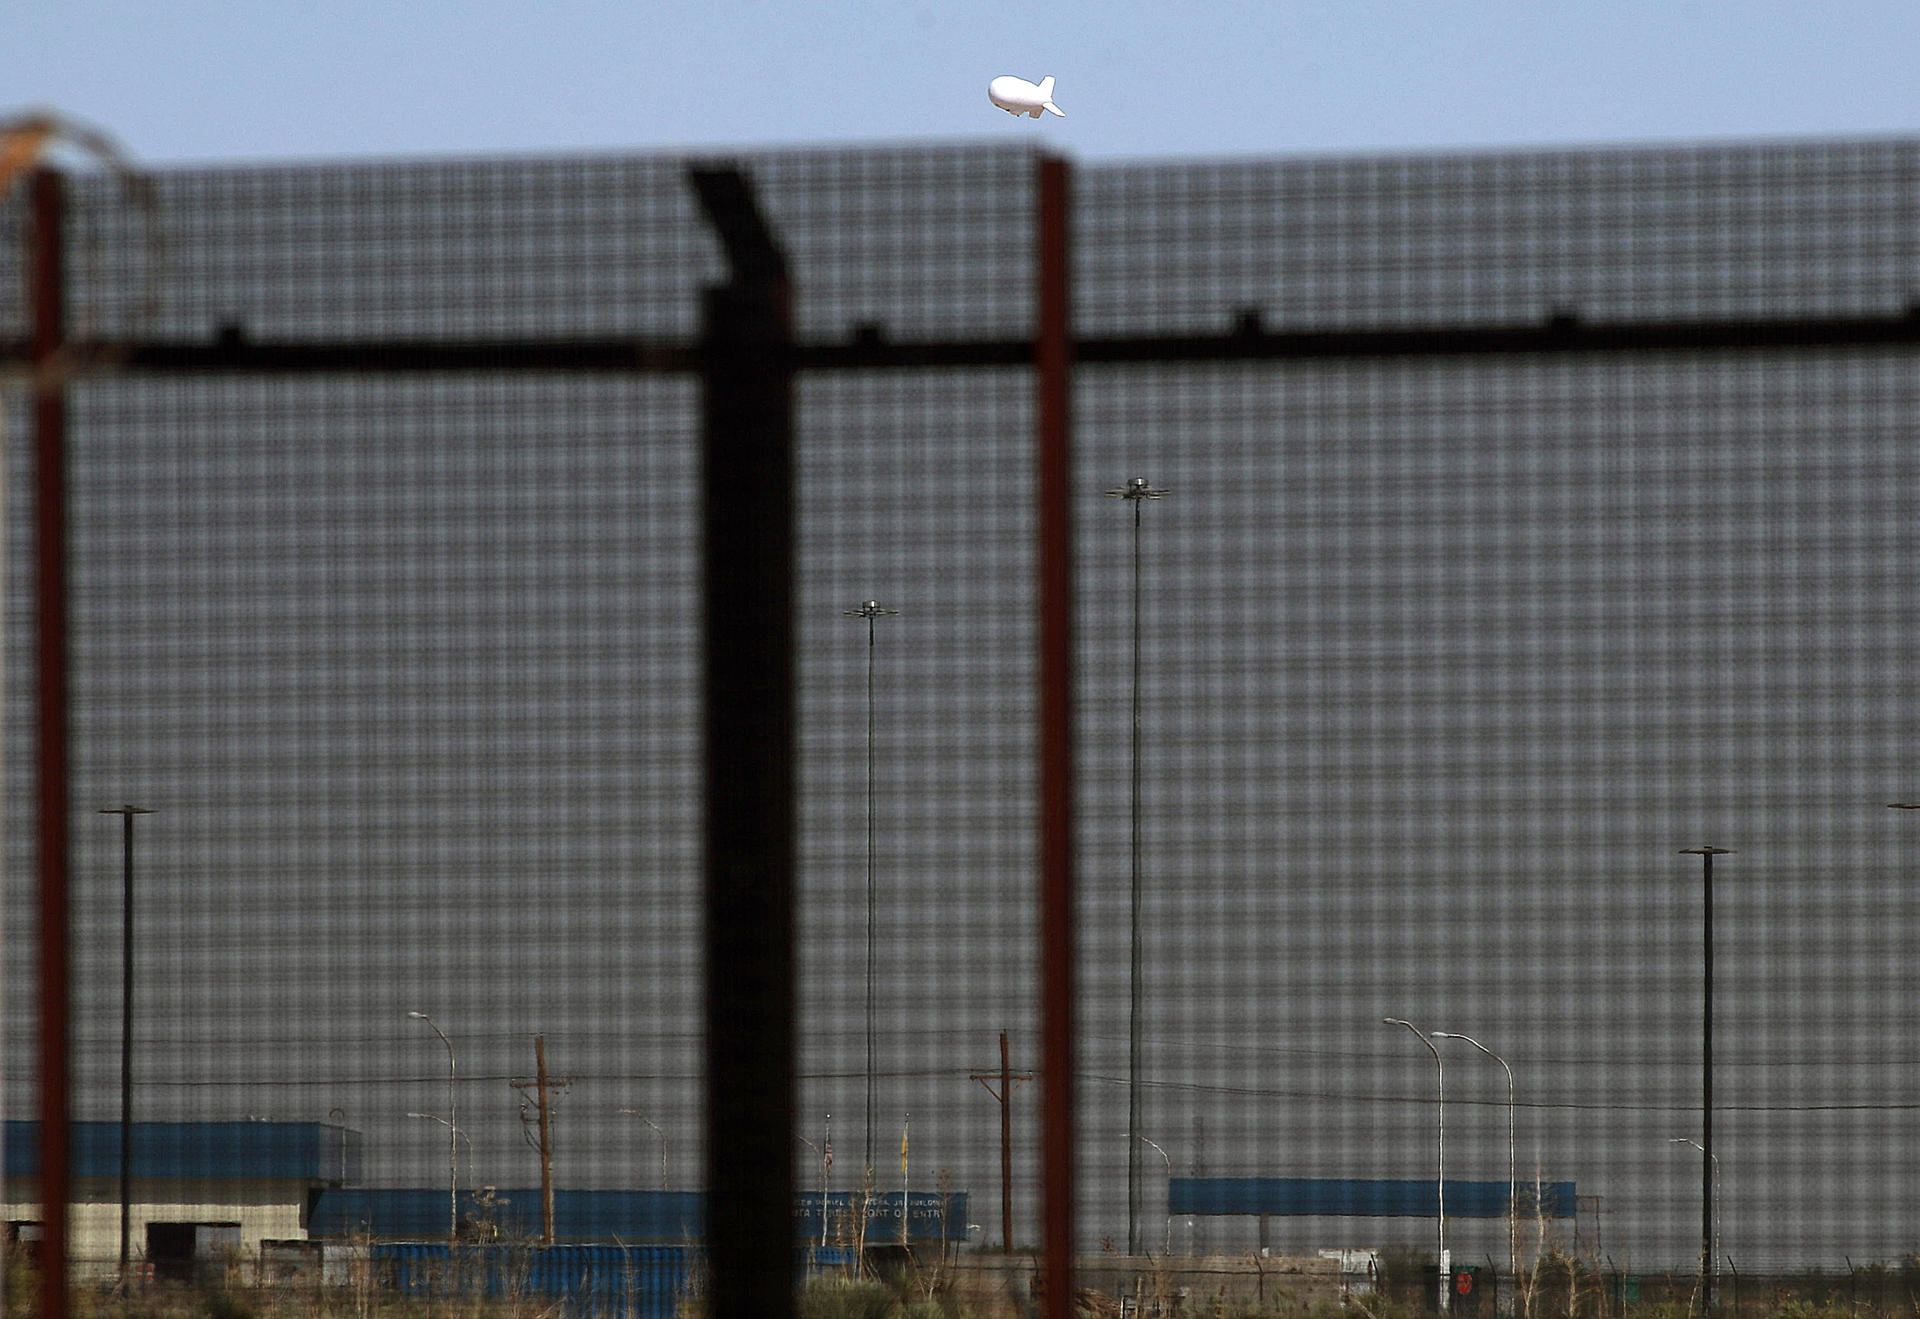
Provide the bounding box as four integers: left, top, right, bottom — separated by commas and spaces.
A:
8, 0, 1920, 165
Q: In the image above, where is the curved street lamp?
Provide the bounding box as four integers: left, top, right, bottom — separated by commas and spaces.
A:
1385, 1018, 1448, 1313
1138, 1135, 1173, 1258
1433, 1032, 1517, 1284
406, 1112, 476, 1188
621, 1107, 670, 1190
1669, 1137, 1721, 1304
797, 1123, 831, 1249
408, 1012, 458, 1243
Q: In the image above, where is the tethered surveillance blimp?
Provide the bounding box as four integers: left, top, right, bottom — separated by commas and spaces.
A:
988, 75, 1065, 119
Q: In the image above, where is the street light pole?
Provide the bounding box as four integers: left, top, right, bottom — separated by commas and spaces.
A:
100, 804, 152, 1291
409, 1012, 458, 1243
1433, 1032, 1517, 1285
1679, 847, 1731, 1313
1669, 1138, 1720, 1297
1385, 1018, 1448, 1313
1107, 475, 1166, 1256
406, 1113, 475, 1187
843, 600, 898, 1174
621, 1108, 670, 1189
798, 1130, 830, 1249
1138, 1135, 1172, 1258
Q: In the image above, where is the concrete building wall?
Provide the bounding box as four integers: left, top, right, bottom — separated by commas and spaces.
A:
4, 1176, 310, 1279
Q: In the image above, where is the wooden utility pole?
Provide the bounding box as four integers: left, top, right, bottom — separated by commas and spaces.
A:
972, 1031, 1031, 1253
511, 1035, 570, 1245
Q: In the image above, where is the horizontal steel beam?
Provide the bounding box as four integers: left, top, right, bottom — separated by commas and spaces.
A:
5, 308, 1919, 375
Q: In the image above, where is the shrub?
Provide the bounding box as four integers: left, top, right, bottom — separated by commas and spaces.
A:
802, 1278, 900, 1319
1373, 1245, 1435, 1310
1769, 1303, 1851, 1319
3, 1247, 35, 1319
201, 1291, 256, 1319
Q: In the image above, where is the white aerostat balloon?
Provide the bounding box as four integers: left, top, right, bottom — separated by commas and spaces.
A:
988, 75, 1066, 119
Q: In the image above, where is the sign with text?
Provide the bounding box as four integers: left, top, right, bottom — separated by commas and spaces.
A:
793, 1191, 968, 1243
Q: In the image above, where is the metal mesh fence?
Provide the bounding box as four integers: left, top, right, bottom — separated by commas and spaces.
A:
4, 136, 1920, 1309
1070, 143, 1920, 1272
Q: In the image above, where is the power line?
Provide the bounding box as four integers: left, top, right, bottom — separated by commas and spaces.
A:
109, 1069, 1920, 1116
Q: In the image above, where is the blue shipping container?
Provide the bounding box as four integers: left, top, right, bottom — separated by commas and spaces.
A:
375, 1243, 690, 1319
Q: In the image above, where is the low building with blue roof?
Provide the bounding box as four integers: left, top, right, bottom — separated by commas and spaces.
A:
5, 1121, 964, 1283
3, 1120, 360, 1279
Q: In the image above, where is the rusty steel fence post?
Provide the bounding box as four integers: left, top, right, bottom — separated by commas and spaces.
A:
30, 165, 72, 1319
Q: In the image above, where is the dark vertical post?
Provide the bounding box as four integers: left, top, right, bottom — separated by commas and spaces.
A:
1703, 853, 1711, 1313
535, 1035, 555, 1246
867, 611, 878, 1174
692, 164, 795, 1319
119, 814, 132, 1279
1127, 490, 1142, 1258
1106, 473, 1164, 1258
100, 804, 153, 1289
1000, 1031, 1015, 1256
1035, 153, 1076, 1319
31, 166, 71, 1319
842, 599, 897, 1175
1680, 847, 1730, 1314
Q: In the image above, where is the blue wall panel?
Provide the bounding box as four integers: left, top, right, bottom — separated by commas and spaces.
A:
5, 1120, 359, 1183
311, 1189, 706, 1241
315, 1188, 967, 1242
